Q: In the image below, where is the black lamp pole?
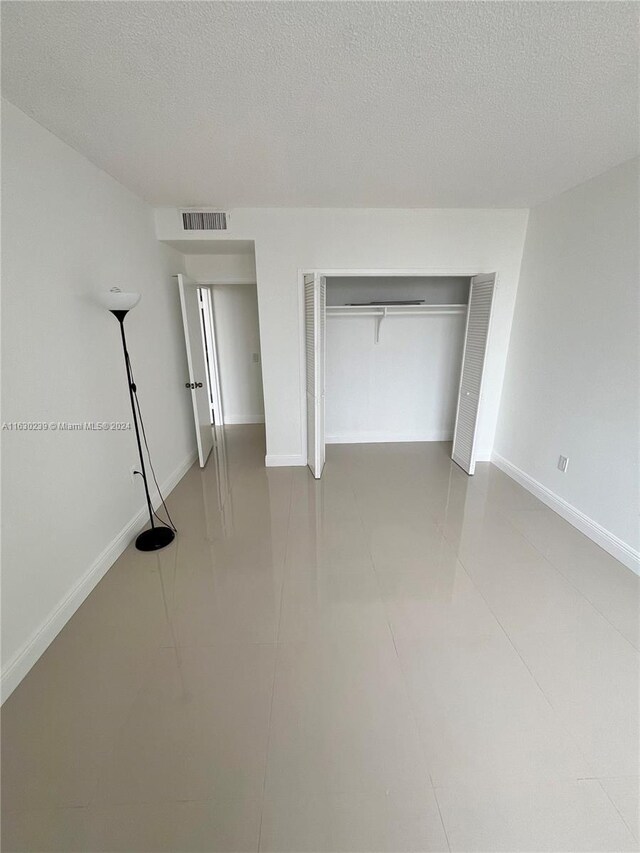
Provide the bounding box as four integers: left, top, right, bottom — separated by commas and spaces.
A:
111, 309, 175, 551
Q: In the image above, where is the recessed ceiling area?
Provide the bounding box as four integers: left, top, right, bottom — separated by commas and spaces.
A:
2, 1, 638, 209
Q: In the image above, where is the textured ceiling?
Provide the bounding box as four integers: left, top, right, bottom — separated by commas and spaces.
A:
2, 1, 638, 208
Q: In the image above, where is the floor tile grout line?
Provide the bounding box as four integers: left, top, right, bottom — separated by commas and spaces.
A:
347, 453, 452, 852
432, 786, 453, 853
7, 438, 635, 849
441, 524, 600, 780
387, 618, 453, 853
502, 501, 639, 583
85, 530, 190, 810
257, 467, 294, 853
344, 452, 402, 650
84, 640, 166, 810
256, 640, 281, 853
496, 501, 639, 653
274, 467, 295, 645
439, 466, 637, 650
500, 504, 639, 645
581, 774, 640, 780
595, 778, 640, 842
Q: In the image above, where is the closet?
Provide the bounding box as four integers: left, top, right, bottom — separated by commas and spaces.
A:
305, 272, 496, 478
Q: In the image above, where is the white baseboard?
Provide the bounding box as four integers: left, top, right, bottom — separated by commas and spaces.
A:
326, 430, 452, 445
492, 453, 639, 575
1, 450, 198, 704
223, 414, 265, 425
265, 453, 306, 467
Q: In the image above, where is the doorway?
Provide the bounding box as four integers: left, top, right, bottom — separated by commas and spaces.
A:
203, 282, 265, 427
303, 270, 497, 479
177, 246, 266, 469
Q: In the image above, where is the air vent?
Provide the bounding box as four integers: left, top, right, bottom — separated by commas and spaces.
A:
181, 210, 228, 231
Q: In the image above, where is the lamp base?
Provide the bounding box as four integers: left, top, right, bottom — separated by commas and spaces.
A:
135, 526, 175, 552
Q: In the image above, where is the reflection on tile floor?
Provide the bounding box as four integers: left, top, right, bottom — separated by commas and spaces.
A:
2, 426, 639, 851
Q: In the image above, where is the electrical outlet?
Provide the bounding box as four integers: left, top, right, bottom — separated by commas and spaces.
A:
558, 455, 569, 473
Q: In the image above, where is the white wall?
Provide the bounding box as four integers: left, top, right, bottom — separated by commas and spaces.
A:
185, 252, 256, 284
156, 208, 530, 465
1, 101, 195, 699
326, 313, 466, 443
326, 276, 470, 306
495, 159, 640, 565
325, 276, 468, 443
212, 285, 264, 424
184, 254, 265, 425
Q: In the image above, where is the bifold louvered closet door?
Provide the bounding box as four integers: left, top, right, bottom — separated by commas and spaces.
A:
305, 273, 326, 478
452, 273, 496, 475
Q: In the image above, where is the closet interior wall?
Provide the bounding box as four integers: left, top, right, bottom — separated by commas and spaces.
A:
325, 276, 470, 444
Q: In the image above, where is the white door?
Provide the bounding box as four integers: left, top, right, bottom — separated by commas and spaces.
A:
177, 274, 214, 467
305, 272, 326, 478
452, 273, 496, 475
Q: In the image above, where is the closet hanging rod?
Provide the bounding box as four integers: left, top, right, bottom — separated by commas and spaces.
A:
325, 303, 467, 343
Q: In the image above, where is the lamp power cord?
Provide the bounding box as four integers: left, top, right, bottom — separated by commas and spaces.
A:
125, 351, 178, 534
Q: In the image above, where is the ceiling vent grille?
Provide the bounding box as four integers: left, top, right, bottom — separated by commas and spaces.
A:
181, 210, 228, 231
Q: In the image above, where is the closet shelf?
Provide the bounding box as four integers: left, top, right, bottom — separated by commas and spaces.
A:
326, 303, 468, 343
326, 303, 467, 313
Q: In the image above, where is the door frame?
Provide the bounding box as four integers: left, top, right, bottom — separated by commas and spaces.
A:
297, 266, 499, 471
196, 278, 260, 429
196, 285, 224, 426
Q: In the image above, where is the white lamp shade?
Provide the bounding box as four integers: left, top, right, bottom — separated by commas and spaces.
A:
99, 288, 141, 312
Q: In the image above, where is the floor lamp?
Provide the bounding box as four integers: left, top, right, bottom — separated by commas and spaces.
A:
101, 287, 176, 551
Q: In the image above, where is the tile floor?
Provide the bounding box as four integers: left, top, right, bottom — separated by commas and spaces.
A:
2, 425, 639, 852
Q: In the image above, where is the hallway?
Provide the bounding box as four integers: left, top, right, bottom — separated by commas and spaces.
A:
2, 426, 638, 851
